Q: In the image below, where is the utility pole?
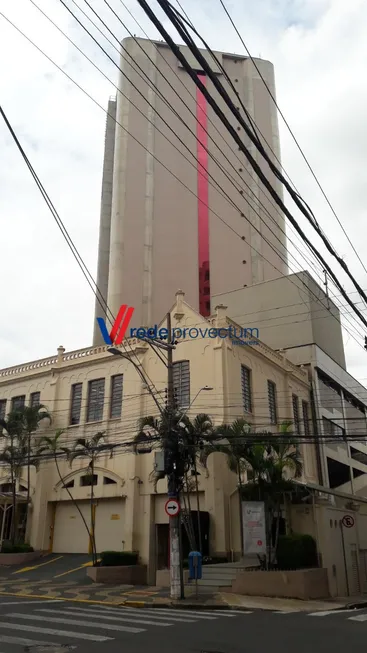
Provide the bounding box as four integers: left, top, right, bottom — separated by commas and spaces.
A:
323, 269, 330, 310
166, 312, 183, 600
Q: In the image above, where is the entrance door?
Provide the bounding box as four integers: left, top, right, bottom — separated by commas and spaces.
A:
156, 524, 169, 569
94, 499, 125, 552
53, 501, 90, 553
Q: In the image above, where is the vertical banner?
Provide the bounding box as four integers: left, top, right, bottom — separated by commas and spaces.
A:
242, 501, 267, 555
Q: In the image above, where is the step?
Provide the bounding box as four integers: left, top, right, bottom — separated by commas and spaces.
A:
202, 569, 240, 576
196, 578, 233, 587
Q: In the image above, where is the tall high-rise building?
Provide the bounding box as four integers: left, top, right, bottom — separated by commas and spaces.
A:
93, 38, 287, 344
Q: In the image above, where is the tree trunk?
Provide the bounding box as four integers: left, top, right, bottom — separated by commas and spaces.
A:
238, 464, 244, 558
54, 454, 91, 545
10, 463, 16, 545
90, 460, 97, 565
193, 457, 202, 553
26, 431, 31, 539
272, 500, 282, 566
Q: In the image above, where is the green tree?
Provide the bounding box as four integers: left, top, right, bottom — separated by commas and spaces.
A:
10, 404, 51, 512
244, 422, 303, 565
68, 433, 113, 566
202, 420, 303, 566
0, 413, 35, 544
200, 418, 252, 556
37, 430, 93, 552
134, 411, 215, 551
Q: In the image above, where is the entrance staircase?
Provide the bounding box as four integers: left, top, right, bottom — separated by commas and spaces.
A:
188, 558, 259, 593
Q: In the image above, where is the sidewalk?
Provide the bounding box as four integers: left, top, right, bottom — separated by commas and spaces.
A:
0, 574, 366, 611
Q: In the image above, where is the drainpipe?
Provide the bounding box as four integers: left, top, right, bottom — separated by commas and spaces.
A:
310, 386, 324, 487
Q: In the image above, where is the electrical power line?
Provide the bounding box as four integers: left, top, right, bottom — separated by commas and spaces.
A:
1, 5, 366, 380
35, 3, 367, 350
141, 0, 367, 322
217, 0, 367, 278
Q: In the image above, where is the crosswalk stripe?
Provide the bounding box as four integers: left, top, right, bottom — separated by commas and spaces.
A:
118, 607, 217, 619
274, 610, 301, 614
90, 607, 197, 623
0, 600, 64, 606
6, 612, 144, 634
308, 609, 359, 617
206, 610, 245, 616
348, 614, 367, 622
37, 608, 173, 627
0, 622, 112, 642
0, 635, 58, 647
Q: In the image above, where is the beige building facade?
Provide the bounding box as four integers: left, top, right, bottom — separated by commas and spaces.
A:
213, 271, 367, 498
93, 38, 288, 344
0, 293, 316, 583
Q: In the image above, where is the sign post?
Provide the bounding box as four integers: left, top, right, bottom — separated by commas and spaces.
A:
242, 501, 267, 556
188, 551, 202, 600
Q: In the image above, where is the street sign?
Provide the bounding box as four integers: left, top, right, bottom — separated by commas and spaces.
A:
165, 498, 180, 517
341, 515, 355, 528
242, 501, 267, 554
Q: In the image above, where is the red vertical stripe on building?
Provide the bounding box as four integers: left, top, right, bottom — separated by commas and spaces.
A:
196, 73, 210, 317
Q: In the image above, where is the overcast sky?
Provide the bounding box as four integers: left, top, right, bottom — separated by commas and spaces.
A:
1, 0, 367, 386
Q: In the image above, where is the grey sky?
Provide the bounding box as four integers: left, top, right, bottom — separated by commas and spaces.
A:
1, 0, 366, 387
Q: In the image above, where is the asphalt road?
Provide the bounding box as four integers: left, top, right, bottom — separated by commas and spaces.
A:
0, 597, 367, 653
0, 554, 95, 582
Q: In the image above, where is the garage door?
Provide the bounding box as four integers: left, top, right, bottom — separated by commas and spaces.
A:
95, 499, 125, 552
53, 501, 91, 553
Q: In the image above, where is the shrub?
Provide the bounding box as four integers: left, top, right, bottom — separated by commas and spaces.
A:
1, 543, 34, 553
277, 533, 318, 570
100, 551, 139, 567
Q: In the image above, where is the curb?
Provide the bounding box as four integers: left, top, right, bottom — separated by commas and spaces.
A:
119, 600, 246, 610
341, 601, 367, 611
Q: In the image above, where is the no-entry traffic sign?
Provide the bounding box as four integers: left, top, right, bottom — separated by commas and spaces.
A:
341, 515, 354, 528
165, 498, 180, 517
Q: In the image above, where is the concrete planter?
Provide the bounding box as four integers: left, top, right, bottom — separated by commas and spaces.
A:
87, 564, 147, 585
0, 551, 42, 566
156, 569, 190, 587
224, 568, 330, 600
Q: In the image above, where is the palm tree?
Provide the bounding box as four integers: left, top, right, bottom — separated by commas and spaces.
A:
200, 418, 252, 556
37, 430, 93, 554
68, 433, 113, 566
252, 422, 303, 564
201, 419, 303, 566
9, 404, 51, 515
134, 411, 215, 552
179, 414, 214, 552
0, 413, 29, 544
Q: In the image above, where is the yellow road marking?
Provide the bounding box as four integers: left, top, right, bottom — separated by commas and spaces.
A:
12, 556, 64, 575
0, 591, 130, 606
53, 558, 101, 578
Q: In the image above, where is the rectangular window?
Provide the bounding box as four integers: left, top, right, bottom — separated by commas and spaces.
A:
292, 394, 300, 435
0, 399, 6, 433
241, 365, 252, 413
70, 383, 82, 425
302, 400, 310, 437
87, 378, 105, 422
110, 374, 123, 418
268, 380, 277, 424
0, 399, 6, 421
30, 391, 41, 408
11, 395, 25, 412
173, 361, 190, 408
